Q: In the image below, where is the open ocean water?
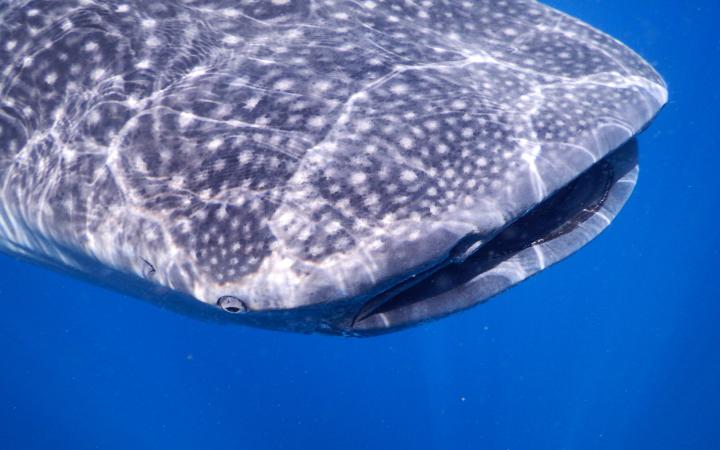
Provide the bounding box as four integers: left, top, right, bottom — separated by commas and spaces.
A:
0, 1, 718, 449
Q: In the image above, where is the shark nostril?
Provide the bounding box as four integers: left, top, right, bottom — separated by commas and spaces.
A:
217, 296, 248, 313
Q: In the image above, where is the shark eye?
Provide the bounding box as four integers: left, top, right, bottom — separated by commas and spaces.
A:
217, 296, 248, 313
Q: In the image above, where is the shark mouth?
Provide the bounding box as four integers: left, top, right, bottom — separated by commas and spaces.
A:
349, 139, 639, 335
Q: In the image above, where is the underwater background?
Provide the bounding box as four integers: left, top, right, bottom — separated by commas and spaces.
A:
0, 0, 718, 449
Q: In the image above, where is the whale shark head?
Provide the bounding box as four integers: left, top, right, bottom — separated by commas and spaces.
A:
0, 0, 666, 335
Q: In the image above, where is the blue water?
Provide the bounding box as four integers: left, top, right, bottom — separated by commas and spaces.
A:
1, 1, 718, 449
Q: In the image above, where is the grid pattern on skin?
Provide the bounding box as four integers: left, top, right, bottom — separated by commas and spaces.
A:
0, 0, 666, 312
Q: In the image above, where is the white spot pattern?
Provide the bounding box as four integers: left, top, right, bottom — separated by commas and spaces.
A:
0, 0, 666, 333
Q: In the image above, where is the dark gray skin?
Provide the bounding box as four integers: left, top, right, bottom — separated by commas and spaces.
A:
0, 0, 666, 335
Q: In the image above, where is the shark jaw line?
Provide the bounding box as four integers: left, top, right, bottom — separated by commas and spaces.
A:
350, 139, 638, 334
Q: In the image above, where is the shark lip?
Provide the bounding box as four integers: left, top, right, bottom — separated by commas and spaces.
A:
350, 232, 486, 326
349, 138, 639, 335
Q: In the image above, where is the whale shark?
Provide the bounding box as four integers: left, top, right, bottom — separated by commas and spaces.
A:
0, 0, 667, 335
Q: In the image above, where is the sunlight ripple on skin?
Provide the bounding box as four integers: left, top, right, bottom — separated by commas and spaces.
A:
0, 0, 666, 335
